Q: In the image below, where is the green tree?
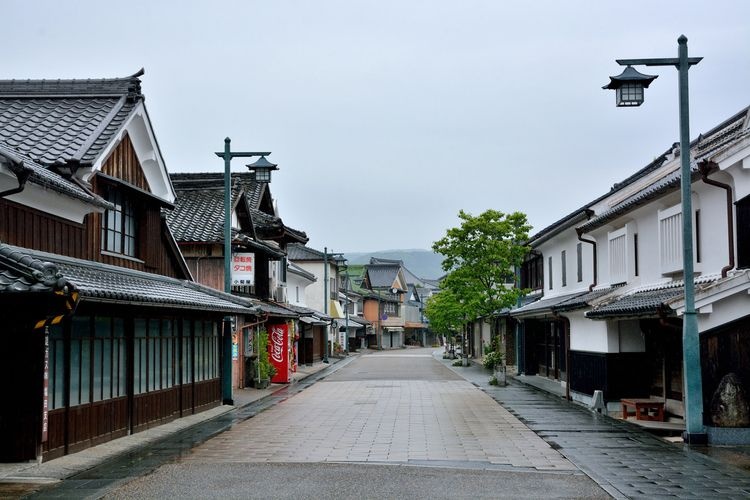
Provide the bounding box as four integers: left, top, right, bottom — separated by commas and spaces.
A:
424, 288, 465, 336
432, 209, 531, 320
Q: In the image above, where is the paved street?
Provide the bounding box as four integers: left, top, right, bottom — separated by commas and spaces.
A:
102, 349, 606, 499
22, 347, 750, 499
182, 353, 572, 469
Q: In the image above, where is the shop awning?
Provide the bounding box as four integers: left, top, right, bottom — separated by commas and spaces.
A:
299, 316, 328, 326
329, 300, 345, 319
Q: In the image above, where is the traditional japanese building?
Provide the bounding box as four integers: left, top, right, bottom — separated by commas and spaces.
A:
0, 72, 256, 462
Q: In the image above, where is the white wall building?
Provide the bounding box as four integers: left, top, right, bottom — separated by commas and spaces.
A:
511, 106, 750, 443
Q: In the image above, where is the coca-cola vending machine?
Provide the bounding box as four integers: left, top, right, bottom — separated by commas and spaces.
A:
268, 323, 290, 383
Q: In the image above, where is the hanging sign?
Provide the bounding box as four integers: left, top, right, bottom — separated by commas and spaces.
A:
232, 253, 255, 286
42, 326, 50, 443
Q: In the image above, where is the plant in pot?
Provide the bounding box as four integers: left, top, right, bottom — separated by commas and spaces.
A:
482, 350, 506, 386
254, 328, 276, 389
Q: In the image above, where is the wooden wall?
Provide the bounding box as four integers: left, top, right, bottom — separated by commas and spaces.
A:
0, 134, 181, 278
101, 134, 151, 192
0, 200, 86, 257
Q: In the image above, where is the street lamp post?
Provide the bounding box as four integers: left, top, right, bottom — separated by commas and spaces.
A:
215, 138, 271, 404
323, 247, 329, 363
604, 35, 706, 444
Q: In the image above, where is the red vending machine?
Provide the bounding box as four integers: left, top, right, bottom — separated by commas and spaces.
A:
268, 323, 290, 383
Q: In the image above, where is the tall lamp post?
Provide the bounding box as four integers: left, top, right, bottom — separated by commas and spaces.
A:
215, 138, 272, 404
604, 35, 706, 444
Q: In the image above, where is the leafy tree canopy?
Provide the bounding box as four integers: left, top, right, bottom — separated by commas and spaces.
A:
424, 289, 465, 335
432, 209, 531, 319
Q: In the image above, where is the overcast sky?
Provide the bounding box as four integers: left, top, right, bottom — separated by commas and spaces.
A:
4, 1, 750, 253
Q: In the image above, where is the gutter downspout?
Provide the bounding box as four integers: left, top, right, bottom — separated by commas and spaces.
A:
0, 153, 30, 198
576, 229, 597, 291
698, 160, 734, 278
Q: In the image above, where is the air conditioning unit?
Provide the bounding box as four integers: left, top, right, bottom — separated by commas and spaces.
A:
275, 285, 288, 303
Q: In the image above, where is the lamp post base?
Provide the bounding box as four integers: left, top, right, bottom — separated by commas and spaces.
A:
682, 431, 708, 445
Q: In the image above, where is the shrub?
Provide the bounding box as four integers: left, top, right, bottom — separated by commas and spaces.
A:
482, 351, 503, 371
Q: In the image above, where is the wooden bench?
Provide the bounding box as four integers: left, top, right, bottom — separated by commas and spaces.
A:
620, 398, 665, 422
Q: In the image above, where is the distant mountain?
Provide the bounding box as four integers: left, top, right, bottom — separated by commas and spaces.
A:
345, 249, 444, 280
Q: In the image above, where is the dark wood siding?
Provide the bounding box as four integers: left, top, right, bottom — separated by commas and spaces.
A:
737, 195, 750, 269
101, 133, 151, 192
0, 199, 86, 257
570, 351, 650, 401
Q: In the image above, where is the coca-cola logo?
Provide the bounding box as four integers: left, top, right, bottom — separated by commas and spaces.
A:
270, 326, 284, 363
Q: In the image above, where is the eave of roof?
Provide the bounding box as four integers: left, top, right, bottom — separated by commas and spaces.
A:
0, 143, 110, 208
1, 244, 257, 314
510, 290, 586, 318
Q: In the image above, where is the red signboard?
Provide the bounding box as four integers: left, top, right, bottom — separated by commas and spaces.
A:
268, 323, 290, 383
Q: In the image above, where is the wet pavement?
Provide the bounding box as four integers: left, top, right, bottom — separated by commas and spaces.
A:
180, 352, 574, 470
439, 354, 750, 499
4, 357, 353, 499
8, 349, 750, 498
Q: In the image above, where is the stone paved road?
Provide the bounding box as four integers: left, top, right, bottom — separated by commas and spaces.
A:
442, 353, 750, 499
183, 352, 573, 471
102, 349, 607, 499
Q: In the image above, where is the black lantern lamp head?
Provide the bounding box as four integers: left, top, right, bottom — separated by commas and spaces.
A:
246, 156, 278, 183
603, 66, 658, 107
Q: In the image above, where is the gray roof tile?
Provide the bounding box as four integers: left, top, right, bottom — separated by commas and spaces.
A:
0, 243, 73, 294
0, 74, 142, 166
0, 143, 109, 207
585, 287, 682, 319
169, 173, 307, 244
366, 263, 401, 289
0, 244, 256, 314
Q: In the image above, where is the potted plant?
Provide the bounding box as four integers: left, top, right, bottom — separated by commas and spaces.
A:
254, 328, 276, 389
482, 350, 506, 386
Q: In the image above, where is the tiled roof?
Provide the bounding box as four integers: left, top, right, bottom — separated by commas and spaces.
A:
284, 303, 329, 321
0, 244, 256, 314
585, 275, 722, 319
257, 301, 300, 318
0, 143, 109, 207
577, 168, 690, 233
578, 106, 750, 234
166, 181, 235, 242
552, 286, 620, 312
585, 287, 683, 319
288, 261, 316, 282
366, 263, 400, 289
510, 290, 586, 317
0, 243, 74, 294
287, 243, 323, 260
0, 72, 143, 166
170, 171, 266, 208
169, 174, 307, 244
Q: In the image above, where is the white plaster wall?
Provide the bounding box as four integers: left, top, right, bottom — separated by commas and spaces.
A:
537, 230, 594, 297
587, 176, 737, 288
292, 261, 339, 314
287, 273, 311, 307
698, 292, 750, 333
294, 262, 325, 312
2, 177, 97, 224
567, 311, 611, 352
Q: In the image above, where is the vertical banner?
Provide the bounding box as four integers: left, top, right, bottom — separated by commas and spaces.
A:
231, 252, 255, 286
42, 326, 50, 443
268, 323, 290, 383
